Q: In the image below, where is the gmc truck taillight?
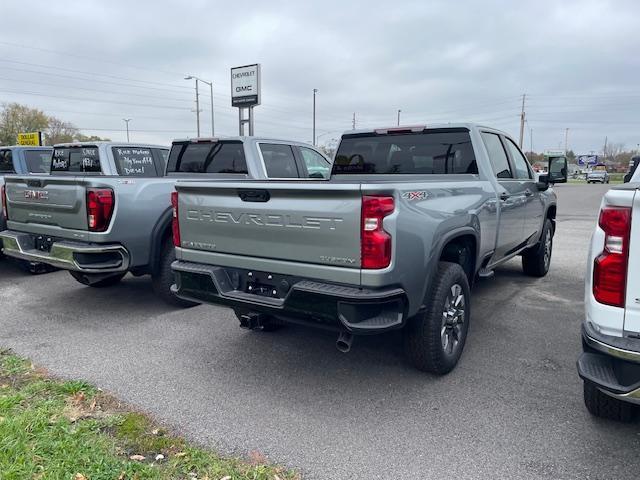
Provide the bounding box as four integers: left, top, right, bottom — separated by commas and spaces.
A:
1, 185, 7, 220
86, 188, 114, 232
361, 195, 395, 269
171, 191, 180, 247
593, 206, 631, 307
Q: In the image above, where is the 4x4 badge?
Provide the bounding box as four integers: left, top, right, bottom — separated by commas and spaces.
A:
401, 191, 428, 201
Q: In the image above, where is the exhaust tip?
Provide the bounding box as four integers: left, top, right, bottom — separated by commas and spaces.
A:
336, 332, 353, 353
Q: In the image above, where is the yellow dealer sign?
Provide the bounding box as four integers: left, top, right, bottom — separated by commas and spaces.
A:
17, 132, 42, 146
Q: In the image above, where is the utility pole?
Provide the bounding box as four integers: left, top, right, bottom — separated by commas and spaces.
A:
122, 118, 131, 142
352, 112, 356, 130
529, 127, 533, 163
518, 94, 526, 148
185, 76, 214, 136
564, 128, 569, 153
603, 136, 608, 160
397, 109, 401, 126
312, 88, 318, 146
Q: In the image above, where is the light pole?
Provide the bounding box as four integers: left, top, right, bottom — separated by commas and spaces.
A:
122, 118, 131, 142
185, 75, 215, 137
313, 89, 318, 146
397, 109, 401, 126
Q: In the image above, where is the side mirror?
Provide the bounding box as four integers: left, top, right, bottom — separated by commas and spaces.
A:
536, 173, 549, 191
548, 157, 568, 184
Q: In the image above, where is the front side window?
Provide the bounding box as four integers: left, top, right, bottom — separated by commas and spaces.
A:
0, 150, 15, 173
504, 138, 531, 179
260, 144, 299, 178
167, 142, 247, 174
112, 147, 161, 177
481, 132, 512, 179
24, 150, 52, 173
51, 146, 101, 173
333, 129, 477, 175
300, 147, 331, 178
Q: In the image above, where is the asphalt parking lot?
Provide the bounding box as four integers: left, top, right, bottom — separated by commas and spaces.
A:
1, 183, 639, 479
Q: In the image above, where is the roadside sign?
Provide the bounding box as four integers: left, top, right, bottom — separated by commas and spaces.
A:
231, 64, 261, 107
577, 155, 598, 166
17, 131, 42, 146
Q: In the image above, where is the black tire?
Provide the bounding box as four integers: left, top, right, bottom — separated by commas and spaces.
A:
69, 271, 126, 287
522, 218, 553, 277
404, 261, 471, 375
583, 381, 635, 422
152, 240, 199, 308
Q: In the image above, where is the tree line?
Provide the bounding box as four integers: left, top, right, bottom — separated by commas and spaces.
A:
0, 103, 109, 146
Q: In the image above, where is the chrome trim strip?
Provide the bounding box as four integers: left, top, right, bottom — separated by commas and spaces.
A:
584, 332, 640, 364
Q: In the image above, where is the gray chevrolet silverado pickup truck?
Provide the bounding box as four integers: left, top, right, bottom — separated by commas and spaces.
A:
171, 124, 567, 373
0, 138, 330, 305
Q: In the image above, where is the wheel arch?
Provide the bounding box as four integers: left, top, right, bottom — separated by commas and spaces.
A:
149, 207, 173, 275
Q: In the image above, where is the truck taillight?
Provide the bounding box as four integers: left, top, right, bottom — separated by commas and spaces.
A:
361, 195, 394, 269
171, 191, 180, 247
593, 206, 631, 307
86, 188, 114, 232
1, 185, 7, 220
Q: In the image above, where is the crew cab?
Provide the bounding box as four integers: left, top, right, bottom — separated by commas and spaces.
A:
0, 138, 330, 305
0, 145, 52, 233
171, 124, 567, 373
578, 166, 640, 421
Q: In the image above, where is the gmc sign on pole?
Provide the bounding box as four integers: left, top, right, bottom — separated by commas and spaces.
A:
231, 64, 261, 107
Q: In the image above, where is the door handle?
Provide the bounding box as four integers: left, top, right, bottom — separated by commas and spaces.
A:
499, 192, 510, 201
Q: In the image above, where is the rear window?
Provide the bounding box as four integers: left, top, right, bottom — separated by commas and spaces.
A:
333, 129, 477, 175
166, 142, 247, 174
24, 150, 52, 174
51, 146, 101, 173
112, 147, 163, 177
0, 150, 14, 173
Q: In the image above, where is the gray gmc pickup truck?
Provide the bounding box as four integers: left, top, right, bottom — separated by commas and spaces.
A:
0, 138, 330, 305
171, 124, 567, 373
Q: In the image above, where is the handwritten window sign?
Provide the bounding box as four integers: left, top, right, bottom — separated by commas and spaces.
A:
51, 147, 101, 173
112, 147, 161, 176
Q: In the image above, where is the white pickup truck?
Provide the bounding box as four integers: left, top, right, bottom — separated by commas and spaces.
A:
578, 169, 640, 421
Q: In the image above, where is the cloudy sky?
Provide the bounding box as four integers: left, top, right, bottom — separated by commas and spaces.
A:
1, 0, 638, 154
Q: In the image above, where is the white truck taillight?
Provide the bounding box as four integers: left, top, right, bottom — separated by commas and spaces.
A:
593, 206, 631, 307
86, 188, 114, 232
171, 191, 181, 247
1, 185, 7, 220
361, 195, 394, 269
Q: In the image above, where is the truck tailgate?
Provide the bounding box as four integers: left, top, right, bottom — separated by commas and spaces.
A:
4, 176, 88, 231
176, 181, 362, 267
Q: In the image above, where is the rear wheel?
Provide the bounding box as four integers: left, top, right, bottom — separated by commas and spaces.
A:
583, 381, 635, 422
404, 261, 470, 374
69, 271, 125, 288
152, 239, 199, 308
522, 218, 553, 277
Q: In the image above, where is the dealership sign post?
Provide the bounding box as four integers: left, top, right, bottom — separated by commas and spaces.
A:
231, 64, 261, 136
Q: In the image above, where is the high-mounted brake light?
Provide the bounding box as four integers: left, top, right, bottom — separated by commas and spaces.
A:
171, 191, 181, 247
1, 185, 7, 220
86, 188, 114, 232
374, 125, 426, 135
593, 206, 631, 307
361, 195, 395, 269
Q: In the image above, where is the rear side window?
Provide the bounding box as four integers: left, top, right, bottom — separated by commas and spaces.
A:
154, 148, 169, 173
112, 147, 162, 177
51, 146, 101, 173
24, 150, 52, 173
300, 147, 331, 178
481, 133, 512, 179
333, 129, 477, 175
260, 144, 299, 178
0, 150, 14, 173
167, 142, 247, 174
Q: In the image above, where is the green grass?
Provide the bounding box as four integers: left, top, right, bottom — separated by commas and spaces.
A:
0, 350, 299, 480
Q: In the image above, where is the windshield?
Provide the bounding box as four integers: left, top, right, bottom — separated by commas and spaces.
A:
24, 150, 52, 173
51, 146, 101, 174
333, 129, 477, 175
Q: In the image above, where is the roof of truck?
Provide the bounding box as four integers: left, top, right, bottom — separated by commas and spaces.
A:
0, 145, 53, 150
52, 141, 168, 149
171, 136, 315, 147
344, 123, 507, 136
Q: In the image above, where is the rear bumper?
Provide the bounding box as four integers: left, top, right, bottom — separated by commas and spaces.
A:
0, 230, 130, 273
578, 322, 640, 405
171, 260, 408, 334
